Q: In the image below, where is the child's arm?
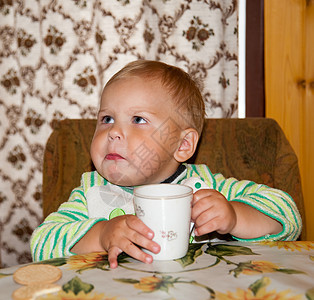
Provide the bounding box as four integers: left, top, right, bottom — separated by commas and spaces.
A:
30, 187, 105, 261
31, 187, 160, 267
192, 189, 283, 239
185, 164, 302, 241
217, 176, 302, 241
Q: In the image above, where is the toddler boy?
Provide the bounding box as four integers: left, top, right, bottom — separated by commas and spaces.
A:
31, 60, 302, 268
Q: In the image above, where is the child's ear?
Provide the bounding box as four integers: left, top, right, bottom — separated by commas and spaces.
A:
174, 128, 199, 162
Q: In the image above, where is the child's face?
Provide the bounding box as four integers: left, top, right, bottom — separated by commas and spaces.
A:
90, 76, 186, 186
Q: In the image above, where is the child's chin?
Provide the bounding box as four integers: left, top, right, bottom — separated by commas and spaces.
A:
106, 172, 136, 186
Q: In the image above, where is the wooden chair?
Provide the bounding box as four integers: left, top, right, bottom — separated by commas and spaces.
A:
42, 118, 306, 240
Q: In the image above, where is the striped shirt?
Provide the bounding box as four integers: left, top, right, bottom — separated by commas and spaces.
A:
31, 163, 302, 261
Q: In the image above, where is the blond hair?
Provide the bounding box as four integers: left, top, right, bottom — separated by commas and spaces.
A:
105, 60, 205, 135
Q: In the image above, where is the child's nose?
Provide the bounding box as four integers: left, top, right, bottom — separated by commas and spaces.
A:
108, 124, 124, 141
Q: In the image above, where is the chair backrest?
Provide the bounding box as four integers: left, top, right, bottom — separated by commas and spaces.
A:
43, 118, 306, 240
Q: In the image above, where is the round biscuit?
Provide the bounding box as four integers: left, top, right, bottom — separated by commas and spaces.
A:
13, 264, 62, 285
12, 283, 61, 300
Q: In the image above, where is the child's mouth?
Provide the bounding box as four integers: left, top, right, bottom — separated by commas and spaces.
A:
105, 153, 124, 160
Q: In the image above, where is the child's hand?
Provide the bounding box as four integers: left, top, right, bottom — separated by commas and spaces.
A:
99, 215, 160, 268
191, 189, 237, 236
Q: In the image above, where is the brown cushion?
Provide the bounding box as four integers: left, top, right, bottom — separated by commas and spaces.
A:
43, 118, 305, 240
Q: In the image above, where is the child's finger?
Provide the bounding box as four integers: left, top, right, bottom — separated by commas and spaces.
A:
191, 195, 215, 221
192, 189, 215, 205
126, 215, 154, 240
194, 217, 220, 236
108, 246, 122, 269
119, 238, 155, 264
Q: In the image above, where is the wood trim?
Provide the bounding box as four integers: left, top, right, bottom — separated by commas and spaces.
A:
265, 0, 313, 240
245, 0, 265, 117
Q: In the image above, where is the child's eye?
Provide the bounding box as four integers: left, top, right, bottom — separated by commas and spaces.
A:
102, 116, 114, 124
133, 116, 147, 124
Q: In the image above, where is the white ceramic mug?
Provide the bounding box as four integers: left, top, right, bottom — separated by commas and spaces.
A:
133, 183, 193, 260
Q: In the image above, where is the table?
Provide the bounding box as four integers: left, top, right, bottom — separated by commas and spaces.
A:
1, 241, 314, 299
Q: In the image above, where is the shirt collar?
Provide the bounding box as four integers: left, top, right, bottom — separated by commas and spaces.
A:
161, 164, 187, 184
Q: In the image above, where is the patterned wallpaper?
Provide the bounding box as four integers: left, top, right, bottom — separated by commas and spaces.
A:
0, 0, 238, 267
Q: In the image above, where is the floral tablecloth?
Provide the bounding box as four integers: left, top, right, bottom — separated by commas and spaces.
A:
1, 241, 314, 299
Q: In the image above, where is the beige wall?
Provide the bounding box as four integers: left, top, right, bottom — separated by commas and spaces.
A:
265, 0, 314, 240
